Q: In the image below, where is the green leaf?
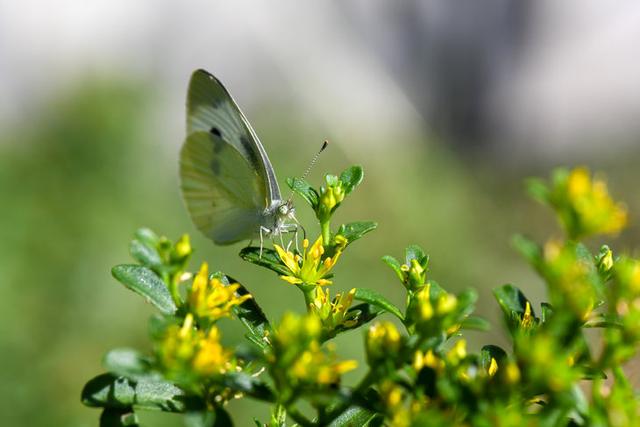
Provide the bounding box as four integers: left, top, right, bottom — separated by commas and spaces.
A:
112, 265, 177, 314
336, 221, 377, 245
540, 302, 554, 323
479, 345, 508, 372
82, 373, 186, 412
526, 178, 550, 204
329, 303, 380, 338
286, 177, 319, 208
238, 247, 290, 276
100, 407, 139, 427
103, 348, 153, 380
223, 274, 272, 349
339, 165, 364, 194
129, 238, 162, 269
493, 284, 533, 318
354, 288, 404, 321
134, 228, 160, 247
405, 245, 426, 265
381, 255, 404, 282
460, 315, 491, 331
327, 406, 382, 427
184, 407, 233, 427
511, 234, 542, 267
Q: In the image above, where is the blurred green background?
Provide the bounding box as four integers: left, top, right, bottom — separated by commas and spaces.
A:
2, 2, 640, 426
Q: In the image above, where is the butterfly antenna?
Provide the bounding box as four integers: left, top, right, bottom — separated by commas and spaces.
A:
288, 140, 329, 202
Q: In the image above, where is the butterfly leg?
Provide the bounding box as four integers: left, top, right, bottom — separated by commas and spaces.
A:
259, 226, 270, 258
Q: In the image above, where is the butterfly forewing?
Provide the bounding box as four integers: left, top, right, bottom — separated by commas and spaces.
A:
180, 131, 266, 244
186, 69, 281, 204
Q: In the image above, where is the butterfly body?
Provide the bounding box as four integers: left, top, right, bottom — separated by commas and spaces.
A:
179, 69, 297, 246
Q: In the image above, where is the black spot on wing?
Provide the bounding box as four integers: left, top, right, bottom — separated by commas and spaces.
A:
210, 127, 222, 138
211, 159, 221, 176
211, 136, 224, 154
240, 136, 260, 170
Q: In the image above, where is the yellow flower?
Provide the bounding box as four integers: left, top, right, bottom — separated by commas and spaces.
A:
308, 286, 357, 330
271, 312, 356, 386
158, 314, 233, 378
521, 301, 535, 329
174, 234, 192, 258
488, 357, 498, 377
291, 341, 357, 385
565, 167, 627, 237
274, 236, 342, 286
366, 321, 402, 363
446, 339, 467, 365
413, 349, 444, 372
414, 284, 434, 321
188, 263, 252, 321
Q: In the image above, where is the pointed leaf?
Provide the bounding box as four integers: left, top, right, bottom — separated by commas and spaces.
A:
493, 284, 533, 318
111, 265, 177, 314
224, 274, 272, 349
239, 247, 290, 276
405, 245, 426, 265
540, 302, 554, 323
327, 406, 382, 427
382, 255, 404, 282
134, 228, 160, 247
329, 303, 380, 339
82, 373, 186, 412
103, 348, 153, 380
336, 221, 377, 245
286, 177, 319, 208
354, 288, 404, 321
526, 178, 550, 204
480, 345, 508, 372
129, 239, 162, 269
512, 235, 542, 267
339, 165, 364, 194
460, 316, 491, 331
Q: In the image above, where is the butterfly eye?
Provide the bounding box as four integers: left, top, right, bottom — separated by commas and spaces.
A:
279, 205, 288, 215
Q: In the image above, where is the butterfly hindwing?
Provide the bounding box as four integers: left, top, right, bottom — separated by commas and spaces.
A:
179, 131, 266, 244
186, 69, 281, 203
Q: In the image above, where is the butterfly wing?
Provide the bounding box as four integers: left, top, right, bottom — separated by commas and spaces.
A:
186, 69, 281, 203
180, 131, 266, 244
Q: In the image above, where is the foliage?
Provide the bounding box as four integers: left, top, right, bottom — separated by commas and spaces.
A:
83, 165, 640, 426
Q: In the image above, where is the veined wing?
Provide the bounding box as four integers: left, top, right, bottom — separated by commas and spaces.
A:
186, 69, 281, 204
179, 131, 266, 245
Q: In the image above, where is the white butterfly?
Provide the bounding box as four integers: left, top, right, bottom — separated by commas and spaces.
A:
179, 69, 298, 250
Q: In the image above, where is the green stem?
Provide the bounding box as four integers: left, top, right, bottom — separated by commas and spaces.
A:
168, 273, 182, 306
301, 285, 315, 312
321, 220, 331, 246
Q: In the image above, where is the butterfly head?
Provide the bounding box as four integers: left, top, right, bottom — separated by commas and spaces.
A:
278, 200, 296, 220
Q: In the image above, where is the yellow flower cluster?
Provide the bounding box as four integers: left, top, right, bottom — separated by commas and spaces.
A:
308, 286, 357, 330
366, 321, 402, 363
188, 263, 252, 320
319, 181, 345, 214
158, 314, 232, 378
564, 167, 627, 238
272, 312, 357, 386
274, 236, 343, 286
291, 341, 358, 385
543, 240, 596, 320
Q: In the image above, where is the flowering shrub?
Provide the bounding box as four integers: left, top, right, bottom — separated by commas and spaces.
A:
82, 166, 640, 427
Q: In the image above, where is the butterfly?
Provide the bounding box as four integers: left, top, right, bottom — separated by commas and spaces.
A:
179, 69, 299, 250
